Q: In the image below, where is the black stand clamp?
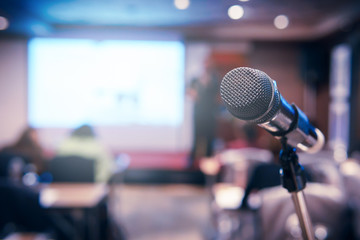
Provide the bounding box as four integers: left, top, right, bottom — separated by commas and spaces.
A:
279, 138, 314, 240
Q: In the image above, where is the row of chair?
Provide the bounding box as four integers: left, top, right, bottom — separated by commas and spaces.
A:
0, 152, 130, 240
200, 148, 357, 240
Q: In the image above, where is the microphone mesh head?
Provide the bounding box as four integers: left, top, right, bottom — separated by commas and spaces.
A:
220, 67, 279, 123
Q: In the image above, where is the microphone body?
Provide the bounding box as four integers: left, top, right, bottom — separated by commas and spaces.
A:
220, 67, 324, 153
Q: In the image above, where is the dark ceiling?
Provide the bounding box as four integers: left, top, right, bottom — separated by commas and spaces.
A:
0, 0, 360, 41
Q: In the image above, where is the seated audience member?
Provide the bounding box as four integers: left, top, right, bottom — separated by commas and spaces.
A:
56, 124, 114, 182
0, 126, 47, 175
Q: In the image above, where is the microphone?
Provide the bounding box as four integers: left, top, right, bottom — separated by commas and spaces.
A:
220, 67, 324, 153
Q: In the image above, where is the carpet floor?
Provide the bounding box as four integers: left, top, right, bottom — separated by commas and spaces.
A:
111, 184, 211, 240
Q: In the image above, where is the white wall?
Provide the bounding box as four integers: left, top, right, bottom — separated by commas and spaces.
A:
0, 38, 28, 146
0, 37, 213, 153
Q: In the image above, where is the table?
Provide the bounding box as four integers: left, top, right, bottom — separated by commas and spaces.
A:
40, 183, 108, 209
39, 183, 109, 240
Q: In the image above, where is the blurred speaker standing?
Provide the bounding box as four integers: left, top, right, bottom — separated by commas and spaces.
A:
187, 57, 221, 168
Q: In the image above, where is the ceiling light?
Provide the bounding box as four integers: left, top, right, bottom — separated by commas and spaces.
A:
274, 15, 289, 29
228, 5, 244, 20
0, 16, 9, 30
239, 0, 249, 2
174, 0, 190, 10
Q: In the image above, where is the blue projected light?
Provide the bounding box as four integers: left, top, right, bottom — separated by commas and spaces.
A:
28, 38, 185, 127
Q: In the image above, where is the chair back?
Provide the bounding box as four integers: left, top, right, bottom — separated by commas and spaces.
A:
259, 183, 348, 240
217, 148, 274, 187
49, 155, 95, 182
0, 152, 26, 182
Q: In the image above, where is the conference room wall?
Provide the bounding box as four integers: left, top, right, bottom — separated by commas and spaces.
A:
248, 42, 305, 110
0, 38, 307, 154
0, 38, 28, 147
0, 36, 195, 153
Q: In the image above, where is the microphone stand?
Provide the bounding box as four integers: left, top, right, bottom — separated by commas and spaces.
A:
279, 138, 314, 240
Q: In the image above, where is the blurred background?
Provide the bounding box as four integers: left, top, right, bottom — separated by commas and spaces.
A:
1, 0, 360, 239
